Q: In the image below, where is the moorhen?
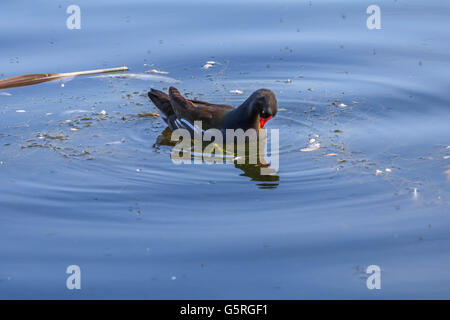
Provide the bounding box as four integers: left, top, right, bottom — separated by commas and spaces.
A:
148, 87, 277, 136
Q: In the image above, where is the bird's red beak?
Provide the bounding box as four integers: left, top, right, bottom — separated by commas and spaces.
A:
259, 116, 273, 129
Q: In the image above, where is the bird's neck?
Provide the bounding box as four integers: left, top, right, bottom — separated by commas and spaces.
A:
225, 99, 259, 130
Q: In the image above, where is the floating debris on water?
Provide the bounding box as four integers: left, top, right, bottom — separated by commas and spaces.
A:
445, 168, 450, 179
229, 89, 244, 95
16, 110, 26, 113
138, 112, 159, 118
106, 139, 125, 145
202, 62, 214, 69
338, 103, 347, 108
413, 188, 418, 199
148, 69, 169, 74
324, 153, 338, 156
276, 79, 292, 83
100, 110, 107, 116
64, 110, 90, 114
385, 168, 392, 172
301, 137, 320, 152
36, 133, 66, 141
0, 92, 12, 96
375, 169, 383, 176
300, 143, 320, 152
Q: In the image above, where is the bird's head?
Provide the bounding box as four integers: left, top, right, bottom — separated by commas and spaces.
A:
249, 89, 278, 128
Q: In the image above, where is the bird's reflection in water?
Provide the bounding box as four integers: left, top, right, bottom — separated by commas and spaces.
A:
154, 127, 279, 188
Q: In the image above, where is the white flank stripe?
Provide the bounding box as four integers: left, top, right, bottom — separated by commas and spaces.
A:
180, 119, 195, 131
175, 119, 183, 129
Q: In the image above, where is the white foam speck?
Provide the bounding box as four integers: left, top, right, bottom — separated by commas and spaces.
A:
301, 143, 320, 152
148, 69, 169, 74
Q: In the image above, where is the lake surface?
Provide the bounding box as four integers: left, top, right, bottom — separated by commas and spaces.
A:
0, 0, 449, 299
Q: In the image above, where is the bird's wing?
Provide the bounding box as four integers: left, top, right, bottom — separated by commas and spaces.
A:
190, 99, 235, 111
168, 87, 214, 123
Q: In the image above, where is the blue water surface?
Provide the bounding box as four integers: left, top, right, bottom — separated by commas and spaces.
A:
0, 0, 449, 299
